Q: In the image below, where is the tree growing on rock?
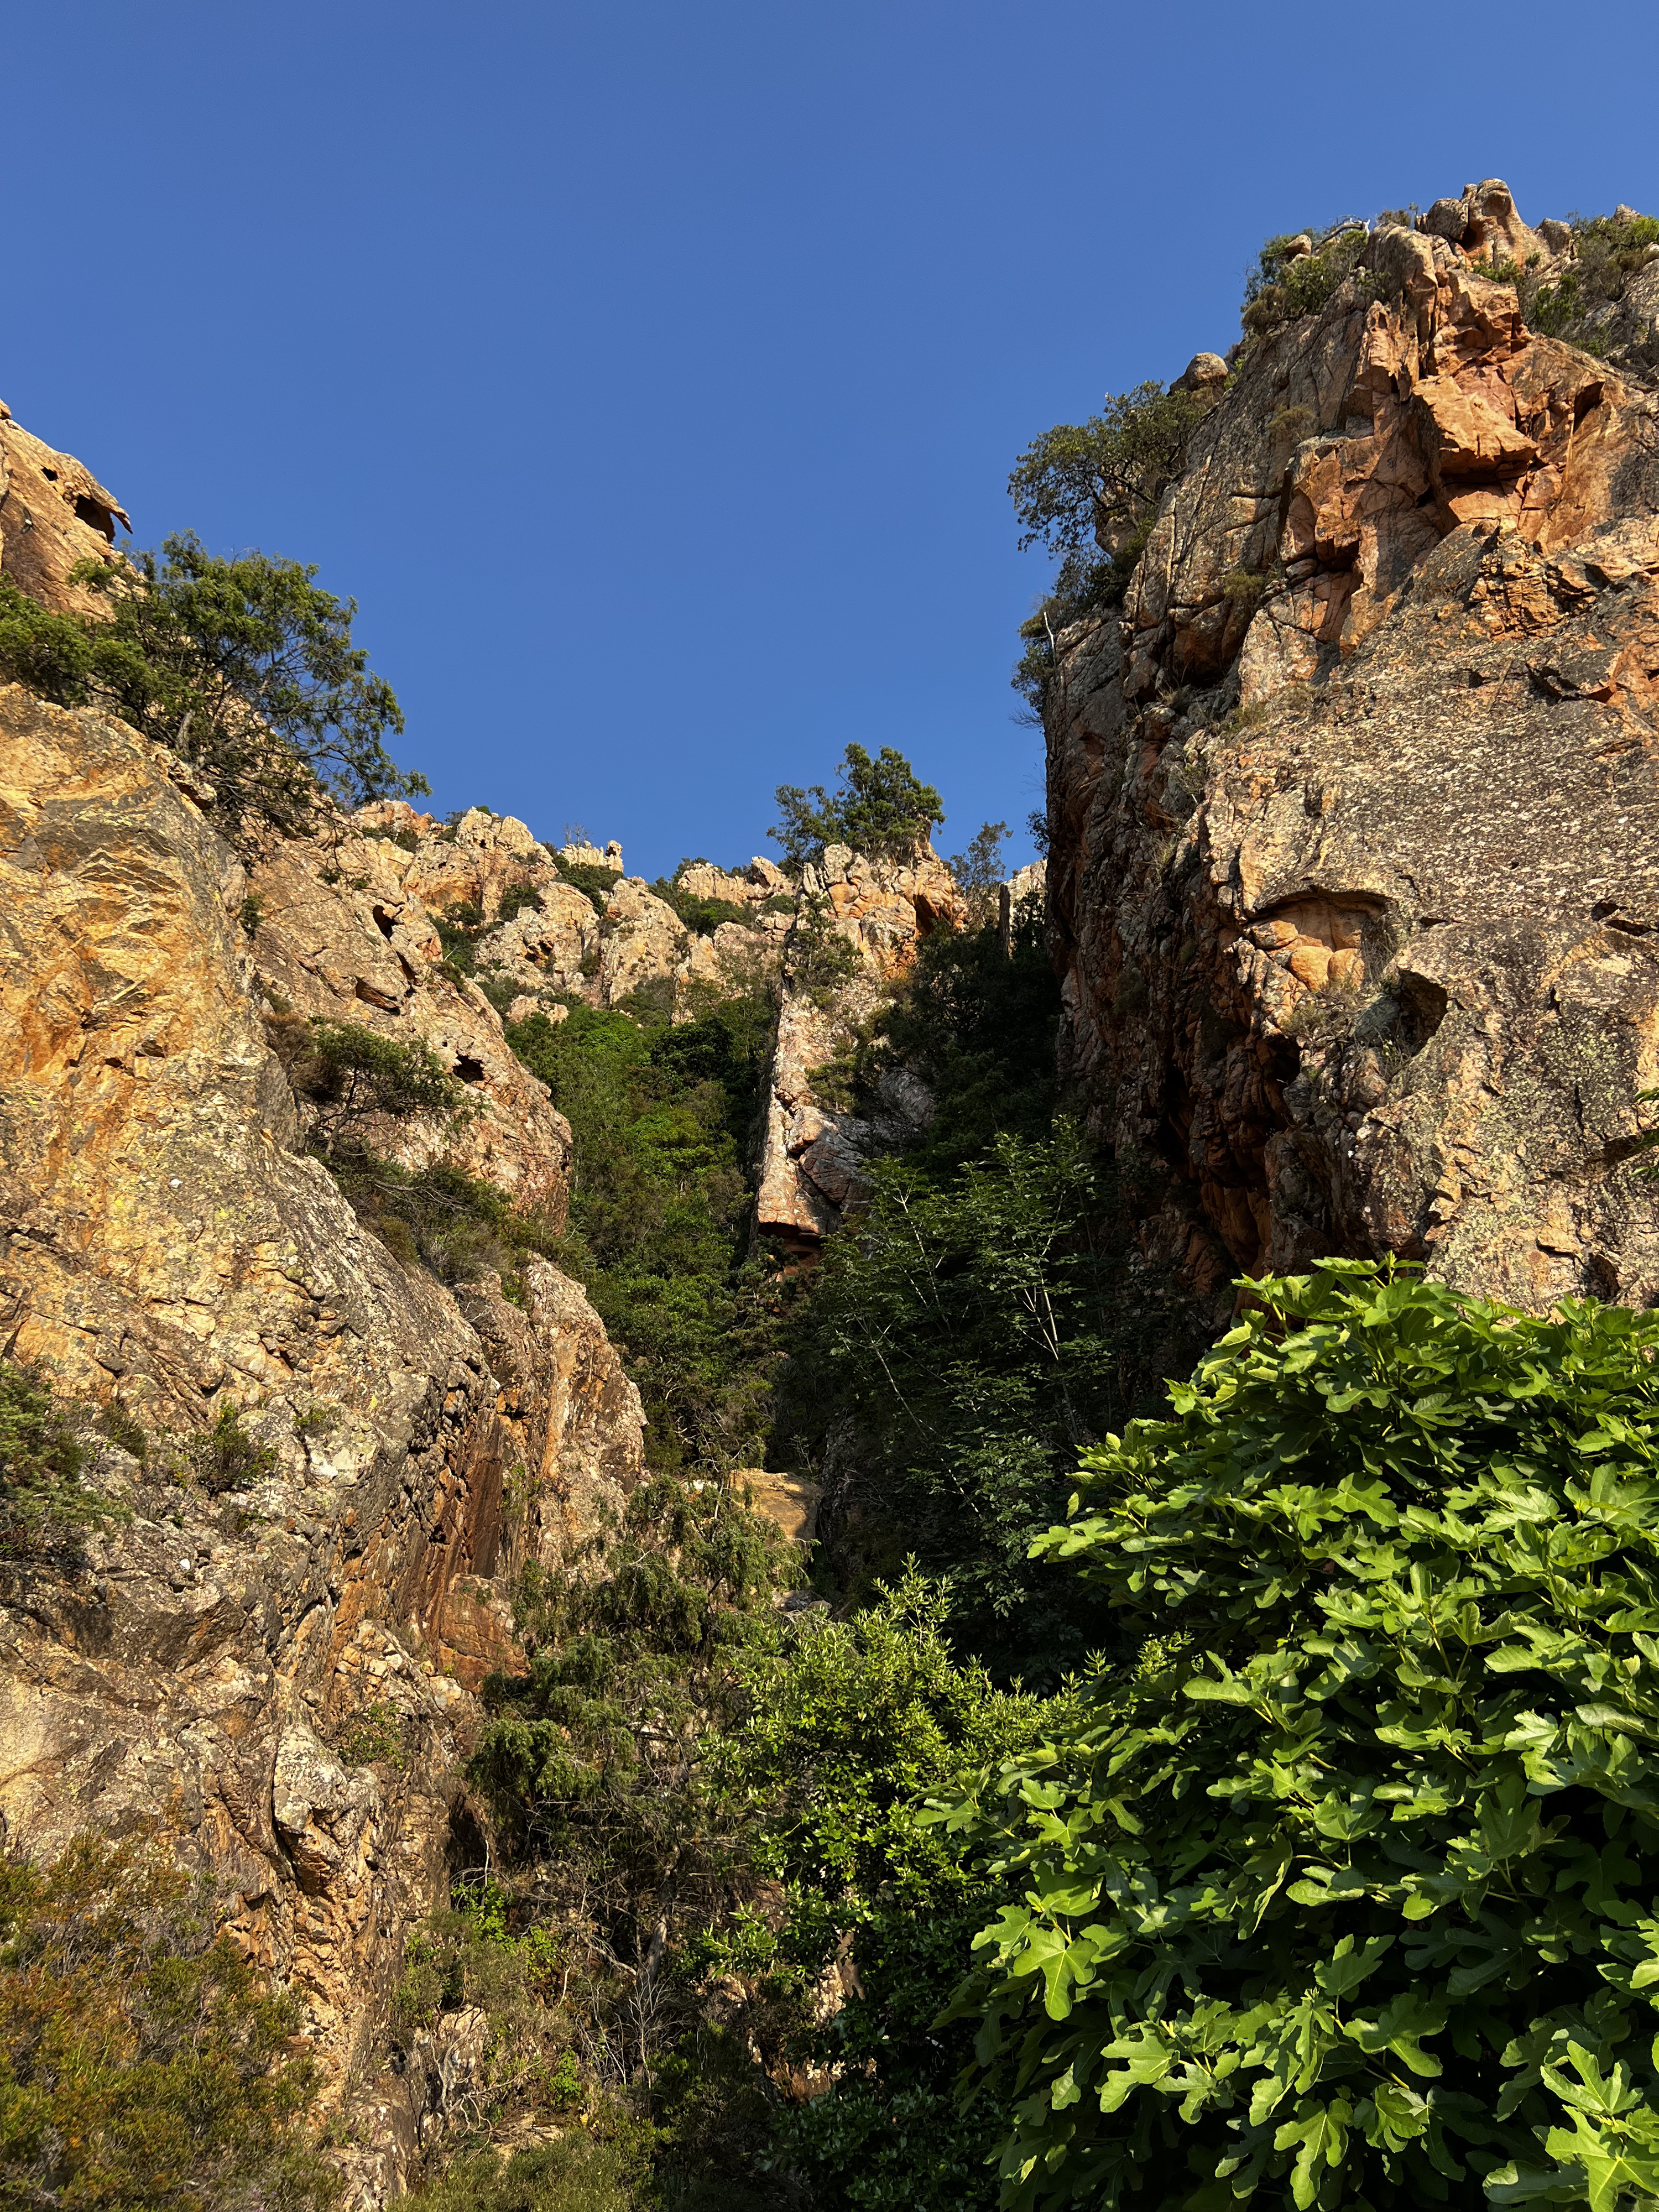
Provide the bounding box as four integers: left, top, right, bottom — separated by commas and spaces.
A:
0, 532, 426, 836
770, 743, 945, 869
1008, 380, 1216, 710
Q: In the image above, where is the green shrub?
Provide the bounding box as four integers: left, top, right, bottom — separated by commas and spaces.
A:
770, 743, 944, 869
560, 861, 623, 915
1241, 223, 1370, 338
333, 1700, 409, 1770
325, 1155, 557, 1288
786, 891, 861, 1006
497, 881, 544, 925
505, 987, 784, 1475
1524, 210, 1659, 352
0, 1834, 335, 2210
0, 1361, 101, 1567
436, 900, 486, 974
648, 873, 752, 937
191, 1400, 278, 1495
709, 1572, 1053, 2212
404, 2133, 641, 2212
270, 1016, 469, 1147
778, 1127, 1130, 1680
851, 896, 1061, 1173
0, 536, 425, 837
943, 1260, 1659, 2212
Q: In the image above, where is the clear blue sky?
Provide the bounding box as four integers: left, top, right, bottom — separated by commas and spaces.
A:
6, 3, 1656, 880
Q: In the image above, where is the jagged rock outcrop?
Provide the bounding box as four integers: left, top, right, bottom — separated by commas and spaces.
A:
335, 801, 788, 1024
0, 397, 132, 614
756, 843, 963, 1247
1044, 180, 1659, 1314
0, 664, 649, 2193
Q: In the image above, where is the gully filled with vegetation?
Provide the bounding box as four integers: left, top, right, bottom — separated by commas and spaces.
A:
6, 184, 1659, 2212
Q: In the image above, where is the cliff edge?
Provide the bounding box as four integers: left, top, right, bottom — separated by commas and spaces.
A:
1042, 180, 1659, 1314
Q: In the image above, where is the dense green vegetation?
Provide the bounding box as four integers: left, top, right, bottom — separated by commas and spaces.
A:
708, 1572, 1055, 2212
770, 744, 945, 868
1521, 210, 1659, 358
1240, 222, 1370, 338
506, 986, 784, 1474
0, 1360, 101, 1568
0, 1837, 336, 2211
943, 1263, 1659, 2211
0, 534, 424, 834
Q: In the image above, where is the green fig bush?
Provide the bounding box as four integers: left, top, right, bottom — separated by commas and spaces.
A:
942, 1261, 1659, 2211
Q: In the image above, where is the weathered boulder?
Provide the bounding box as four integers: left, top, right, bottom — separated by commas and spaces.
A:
1043, 181, 1659, 1317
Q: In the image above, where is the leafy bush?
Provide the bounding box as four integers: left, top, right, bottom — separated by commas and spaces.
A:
468, 1475, 787, 2177
0, 1361, 101, 1568
435, 900, 486, 975
945, 1261, 1659, 2212
770, 743, 944, 869
270, 1016, 468, 1150
473, 1474, 783, 1860
0, 535, 425, 836
709, 1572, 1054, 2212
1241, 224, 1370, 338
648, 873, 753, 937
850, 895, 1061, 1174
779, 1128, 1130, 1680
1525, 210, 1659, 354
560, 861, 623, 915
326, 1154, 558, 1288
497, 881, 544, 925
190, 1399, 278, 1495
0, 1834, 335, 2210
404, 2135, 641, 2212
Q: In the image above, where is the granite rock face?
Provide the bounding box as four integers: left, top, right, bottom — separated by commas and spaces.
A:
0, 399, 132, 615
1044, 182, 1659, 1315
0, 675, 646, 2193
337, 802, 789, 1023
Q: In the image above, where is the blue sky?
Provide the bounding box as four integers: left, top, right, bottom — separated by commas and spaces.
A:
6, 2, 1656, 879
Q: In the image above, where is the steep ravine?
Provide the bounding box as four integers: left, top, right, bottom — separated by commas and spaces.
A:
0, 419, 965, 2194
6, 170, 1659, 2205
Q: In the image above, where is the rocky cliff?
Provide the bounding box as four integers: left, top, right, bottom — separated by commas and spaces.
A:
0, 387, 965, 2194
1042, 179, 1659, 1316
0, 675, 656, 2182
0, 483, 666, 2190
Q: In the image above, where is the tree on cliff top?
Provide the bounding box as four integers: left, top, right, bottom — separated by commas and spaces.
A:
0, 532, 426, 835
1008, 379, 1214, 712
770, 742, 944, 869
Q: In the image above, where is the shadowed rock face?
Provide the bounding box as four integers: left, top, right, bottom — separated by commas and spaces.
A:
0, 677, 645, 2193
1044, 185, 1659, 1317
